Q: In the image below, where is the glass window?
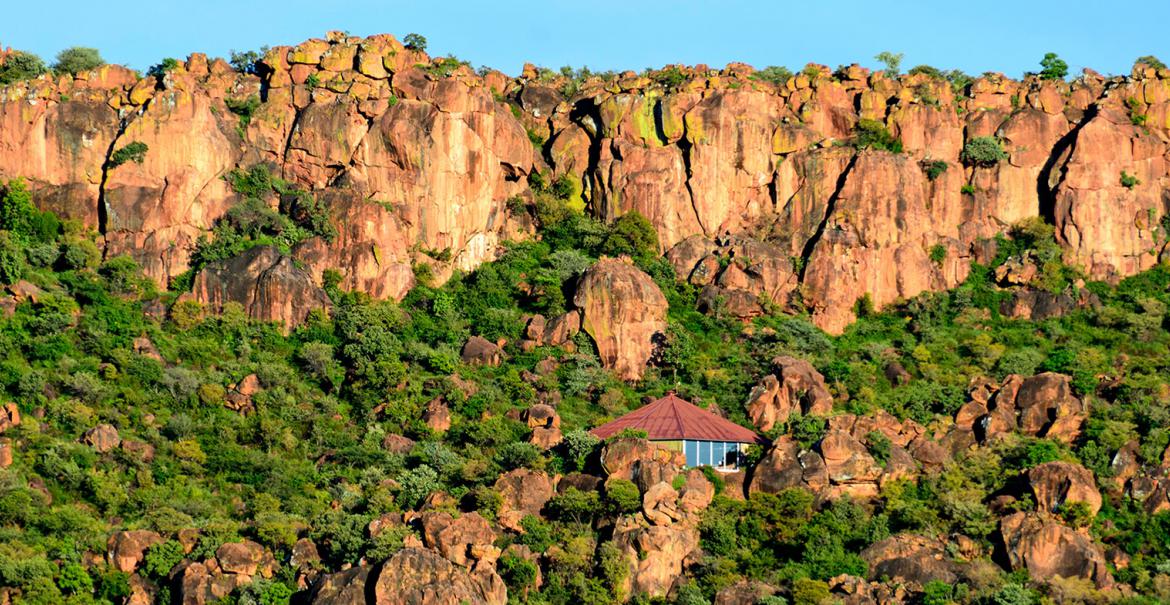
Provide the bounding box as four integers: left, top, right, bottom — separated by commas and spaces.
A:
700, 441, 711, 466
685, 440, 698, 467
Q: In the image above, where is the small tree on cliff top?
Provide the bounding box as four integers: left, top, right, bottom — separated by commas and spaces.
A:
52, 47, 105, 76
403, 33, 427, 52
1039, 52, 1068, 80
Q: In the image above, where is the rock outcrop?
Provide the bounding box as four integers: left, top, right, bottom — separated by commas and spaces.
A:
745, 356, 833, 431
373, 547, 506, 605
2, 36, 1169, 335
189, 246, 331, 328
998, 512, 1113, 587
574, 258, 667, 380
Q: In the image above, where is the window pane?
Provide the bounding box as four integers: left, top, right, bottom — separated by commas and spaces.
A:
685, 440, 697, 467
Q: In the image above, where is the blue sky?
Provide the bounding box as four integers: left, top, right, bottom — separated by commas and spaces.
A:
4, 1, 1167, 77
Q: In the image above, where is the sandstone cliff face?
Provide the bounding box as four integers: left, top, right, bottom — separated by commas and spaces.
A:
2, 34, 1169, 334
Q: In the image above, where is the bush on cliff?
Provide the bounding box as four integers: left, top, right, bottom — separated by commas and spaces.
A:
51, 47, 104, 76
961, 136, 1008, 167
0, 50, 47, 84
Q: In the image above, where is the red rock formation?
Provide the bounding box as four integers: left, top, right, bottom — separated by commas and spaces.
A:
745, 356, 833, 431
574, 258, 667, 380
2, 34, 1170, 336
1028, 461, 1103, 516
190, 246, 331, 328
372, 547, 506, 605
998, 512, 1113, 587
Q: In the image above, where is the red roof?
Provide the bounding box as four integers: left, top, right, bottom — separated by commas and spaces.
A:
590, 393, 767, 444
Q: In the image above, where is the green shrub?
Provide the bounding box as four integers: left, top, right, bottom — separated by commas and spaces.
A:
143, 540, 185, 578
109, 141, 149, 167
600, 211, 659, 259
865, 430, 892, 466
498, 553, 538, 592
1136, 55, 1167, 70
961, 136, 1008, 167
147, 57, 179, 79
1, 178, 60, 242
0, 50, 47, 84
960, 184, 976, 195
908, 65, 944, 79
751, 66, 793, 86
652, 66, 687, 89
792, 578, 830, 605
921, 160, 948, 181
229, 47, 269, 75
929, 244, 947, 264
403, 33, 428, 52
549, 487, 602, 524
875, 51, 903, 76
396, 464, 440, 508
1120, 171, 1141, 189
0, 232, 26, 285
604, 478, 642, 515
855, 119, 902, 152
52, 47, 104, 75
1038, 52, 1068, 80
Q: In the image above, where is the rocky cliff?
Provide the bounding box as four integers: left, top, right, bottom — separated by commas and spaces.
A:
2, 33, 1168, 333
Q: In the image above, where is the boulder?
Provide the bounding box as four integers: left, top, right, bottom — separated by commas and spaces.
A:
0, 403, 20, 433
494, 469, 555, 532
373, 547, 506, 605
418, 511, 498, 569
308, 564, 369, 605
574, 258, 667, 381
713, 580, 779, 605
861, 534, 959, 586
998, 512, 1112, 587
83, 424, 122, 453
422, 398, 451, 433
611, 517, 700, 598
216, 541, 265, 576
108, 530, 164, 573
190, 246, 330, 329
745, 356, 833, 431
1028, 461, 1102, 516
600, 437, 685, 485
461, 336, 503, 366
0, 438, 11, 468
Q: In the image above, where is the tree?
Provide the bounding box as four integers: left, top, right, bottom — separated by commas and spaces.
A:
875, 51, 904, 76
0, 50, 47, 84
600, 211, 659, 259
1039, 52, 1068, 80
403, 33, 427, 52
961, 136, 1008, 167
52, 47, 104, 75
229, 47, 269, 75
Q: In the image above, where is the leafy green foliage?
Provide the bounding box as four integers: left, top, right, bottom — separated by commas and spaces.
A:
751, 66, 793, 86
147, 57, 180, 79
230, 47, 270, 75
854, 119, 902, 152
109, 141, 149, 167
403, 33, 427, 51
51, 47, 104, 75
921, 159, 948, 181
1120, 171, 1141, 189
874, 51, 904, 76
0, 50, 47, 84
1038, 52, 1068, 80
961, 136, 1008, 167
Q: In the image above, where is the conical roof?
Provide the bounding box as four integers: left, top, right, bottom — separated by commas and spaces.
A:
590, 393, 766, 444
